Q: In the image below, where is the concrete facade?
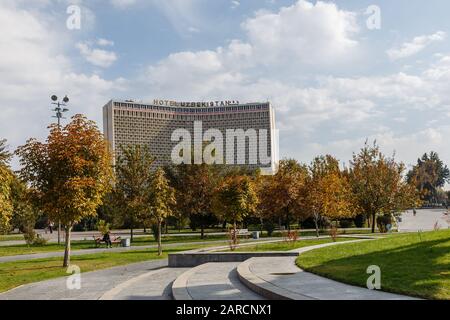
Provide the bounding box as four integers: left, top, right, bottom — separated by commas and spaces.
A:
103, 99, 278, 173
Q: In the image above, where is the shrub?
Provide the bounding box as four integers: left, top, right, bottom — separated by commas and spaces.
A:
283, 230, 299, 244
339, 219, 355, 228
23, 226, 36, 245
33, 234, 47, 246
263, 220, 276, 237
376, 214, 392, 233
354, 214, 366, 228
23, 227, 47, 246
97, 219, 110, 236
329, 226, 338, 242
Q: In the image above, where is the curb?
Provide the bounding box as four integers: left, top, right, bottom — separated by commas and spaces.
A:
172, 263, 211, 300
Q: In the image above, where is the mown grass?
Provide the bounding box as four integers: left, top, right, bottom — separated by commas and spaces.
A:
0, 235, 232, 257
0, 229, 384, 257
296, 229, 450, 300
0, 243, 213, 293
227, 237, 354, 252
0, 235, 24, 242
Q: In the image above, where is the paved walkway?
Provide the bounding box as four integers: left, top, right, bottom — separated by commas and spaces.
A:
399, 209, 449, 232
0, 240, 236, 263
0, 260, 168, 300
0, 238, 287, 263
238, 240, 418, 300
100, 267, 189, 300
183, 262, 264, 300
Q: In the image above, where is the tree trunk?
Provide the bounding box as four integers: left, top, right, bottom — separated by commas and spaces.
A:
157, 220, 162, 256
130, 227, 134, 242
58, 220, 61, 245
233, 221, 237, 246
63, 226, 71, 267
201, 225, 205, 240
371, 213, 376, 233
314, 213, 320, 238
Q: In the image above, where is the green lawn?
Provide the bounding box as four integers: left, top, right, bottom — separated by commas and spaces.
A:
0, 235, 24, 242
227, 237, 354, 252
0, 235, 232, 257
296, 230, 450, 300
0, 243, 214, 293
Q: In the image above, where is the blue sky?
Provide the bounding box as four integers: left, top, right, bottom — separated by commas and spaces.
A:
1, 0, 450, 172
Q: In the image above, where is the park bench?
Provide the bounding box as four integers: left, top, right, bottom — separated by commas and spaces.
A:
234, 229, 251, 238
93, 234, 122, 248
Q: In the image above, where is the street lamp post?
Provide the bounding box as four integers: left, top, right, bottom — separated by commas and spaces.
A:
50, 95, 70, 245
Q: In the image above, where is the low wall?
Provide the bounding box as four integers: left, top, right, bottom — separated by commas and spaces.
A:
168, 252, 299, 268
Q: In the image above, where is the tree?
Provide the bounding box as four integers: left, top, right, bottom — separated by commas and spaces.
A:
407, 152, 450, 204
0, 139, 13, 234
148, 168, 176, 256
257, 159, 308, 231
10, 175, 38, 233
169, 163, 218, 239
16, 115, 113, 267
349, 141, 419, 233
213, 175, 259, 245
113, 145, 155, 242
303, 155, 356, 237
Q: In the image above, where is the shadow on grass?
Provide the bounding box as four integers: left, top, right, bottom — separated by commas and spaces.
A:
299, 236, 450, 299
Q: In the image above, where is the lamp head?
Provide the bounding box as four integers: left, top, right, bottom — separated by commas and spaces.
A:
51, 95, 58, 102
63, 96, 69, 103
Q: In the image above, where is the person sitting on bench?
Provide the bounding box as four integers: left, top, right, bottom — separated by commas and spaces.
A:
103, 231, 112, 248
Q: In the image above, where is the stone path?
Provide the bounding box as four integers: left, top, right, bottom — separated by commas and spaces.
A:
0, 236, 421, 300
0, 240, 234, 263
179, 262, 264, 300
237, 239, 418, 300
398, 209, 449, 232
100, 267, 189, 300
0, 260, 168, 300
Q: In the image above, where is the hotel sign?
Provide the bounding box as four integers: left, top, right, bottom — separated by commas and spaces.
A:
153, 99, 240, 108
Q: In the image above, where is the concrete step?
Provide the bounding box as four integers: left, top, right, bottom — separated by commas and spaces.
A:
237, 256, 419, 300
172, 262, 265, 300
100, 267, 189, 300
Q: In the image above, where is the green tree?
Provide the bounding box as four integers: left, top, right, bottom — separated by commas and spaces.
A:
113, 145, 155, 241
170, 163, 218, 239
407, 151, 450, 204
10, 175, 39, 233
349, 141, 419, 233
213, 175, 259, 245
148, 168, 176, 256
0, 139, 13, 234
16, 115, 113, 267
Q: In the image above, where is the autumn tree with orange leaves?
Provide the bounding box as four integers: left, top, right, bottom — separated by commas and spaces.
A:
349, 141, 420, 233
16, 115, 113, 267
257, 160, 309, 232
302, 155, 356, 237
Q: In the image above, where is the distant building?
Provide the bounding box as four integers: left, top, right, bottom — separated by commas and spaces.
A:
103, 99, 278, 174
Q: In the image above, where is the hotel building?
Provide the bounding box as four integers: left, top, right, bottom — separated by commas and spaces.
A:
103, 99, 278, 174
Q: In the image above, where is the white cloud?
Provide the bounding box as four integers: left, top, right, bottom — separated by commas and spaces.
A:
231, 1, 240, 9
241, 0, 359, 66
76, 42, 118, 68
0, 2, 125, 163
387, 31, 446, 60
97, 38, 115, 46
110, 0, 137, 9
